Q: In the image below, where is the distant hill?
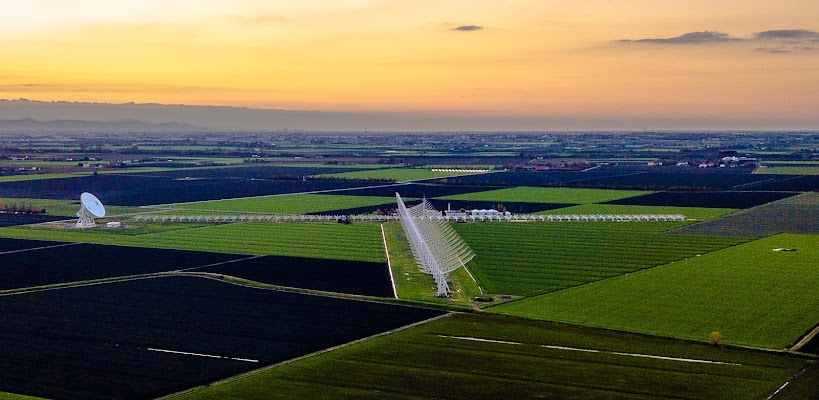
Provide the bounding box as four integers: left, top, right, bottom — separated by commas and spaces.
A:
0, 98, 463, 132
0, 118, 205, 133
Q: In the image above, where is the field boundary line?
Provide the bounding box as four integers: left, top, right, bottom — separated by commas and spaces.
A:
157, 312, 454, 400
767, 365, 810, 400
0, 273, 169, 297
171, 272, 453, 311
0, 241, 81, 256
178, 254, 264, 272
380, 223, 399, 299
437, 335, 744, 366
790, 323, 819, 352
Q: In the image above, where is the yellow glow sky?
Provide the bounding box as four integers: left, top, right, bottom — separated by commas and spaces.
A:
2, 0, 818, 125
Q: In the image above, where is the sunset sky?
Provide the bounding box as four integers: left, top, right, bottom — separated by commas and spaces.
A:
1, 0, 818, 129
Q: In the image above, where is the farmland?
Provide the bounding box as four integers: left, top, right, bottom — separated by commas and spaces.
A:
314, 167, 487, 182
0, 243, 245, 291
337, 182, 503, 198
192, 255, 394, 297
0, 238, 62, 253
0, 276, 443, 400
437, 169, 808, 191
490, 234, 819, 349
439, 186, 650, 204
674, 192, 819, 237
756, 166, 819, 175
1, 131, 818, 400
176, 313, 812, 400
170, 194, 398, 214
605, 191, 797, 209
0, 222, 386, 262
0, 174, 374, 206
453, 222, 745, 296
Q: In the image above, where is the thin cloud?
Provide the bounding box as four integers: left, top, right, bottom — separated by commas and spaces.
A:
451, 25, 483, 32
755, 29, 819, 41
620, 31, 740, 44
754, 29, 819, 53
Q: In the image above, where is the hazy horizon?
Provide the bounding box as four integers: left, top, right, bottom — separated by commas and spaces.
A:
1, 98, 818, 132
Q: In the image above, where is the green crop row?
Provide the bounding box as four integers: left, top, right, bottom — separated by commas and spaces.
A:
454, 222, 745, 296
490, 233, 819, 349
0, 222, 385, 263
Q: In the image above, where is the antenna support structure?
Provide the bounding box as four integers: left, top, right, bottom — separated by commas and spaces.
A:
396, 193, 475, 297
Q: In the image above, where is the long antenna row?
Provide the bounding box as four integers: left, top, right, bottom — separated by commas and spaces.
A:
395, 193, 475, 297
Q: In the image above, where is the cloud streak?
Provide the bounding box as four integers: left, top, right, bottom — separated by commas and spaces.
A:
619, 29, 819, 53
755, 29, 819, 41
451, 25, 483, 32
620, 31, 739, 44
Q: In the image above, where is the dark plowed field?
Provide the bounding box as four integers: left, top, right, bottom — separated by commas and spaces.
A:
434, 171, 625, 187
308, 199, 571, 216
338, 183, 503, 198
425, 199, 574, 214
308, 202, 396, 216
0, 238, 64, 253
136, 165, 368, 179
0, 276, 444, 400
193, 255, 394, 297
0, 243, 246, 290
750, 175, 819, 192
439, 170, 807, 191
0, 175, 373, 206
604, 191, 797, 209
0, 213, 69, 227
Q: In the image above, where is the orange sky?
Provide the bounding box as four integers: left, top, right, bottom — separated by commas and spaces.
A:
1, 0, 818, 126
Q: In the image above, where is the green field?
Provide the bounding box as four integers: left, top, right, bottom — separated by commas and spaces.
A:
315, 168, 486, 182
453, 222, 745, 296
169, 194, 397, 214
0, 392, 45, 400
490, 234, 819, 349
439, 187, 650, 204
540, 203, 737, 222
175, 313, 811, 400
755, 166, 819, 175
0, 222, 385, 262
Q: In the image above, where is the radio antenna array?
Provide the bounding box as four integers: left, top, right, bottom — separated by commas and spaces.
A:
396, 193, 475, 297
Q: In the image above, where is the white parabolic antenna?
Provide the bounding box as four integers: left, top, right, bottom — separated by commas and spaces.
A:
76, 192, 105, 228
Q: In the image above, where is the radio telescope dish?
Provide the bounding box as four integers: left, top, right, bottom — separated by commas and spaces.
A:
76, 192, 105, 228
